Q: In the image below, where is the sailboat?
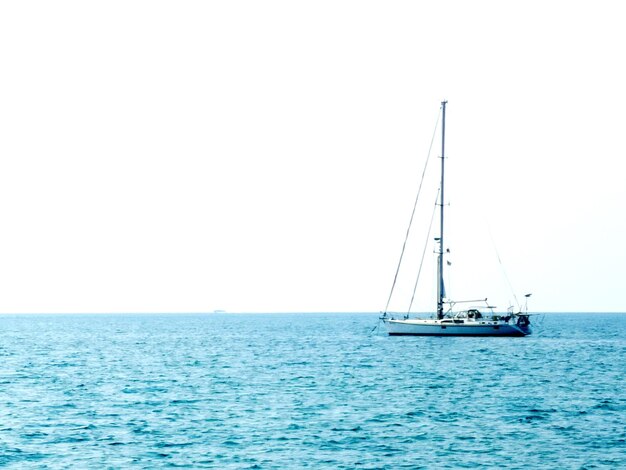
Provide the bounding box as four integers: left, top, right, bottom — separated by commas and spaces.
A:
382, 101, 532, 336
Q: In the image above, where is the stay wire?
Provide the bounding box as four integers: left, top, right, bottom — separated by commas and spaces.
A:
406, 188, 440, 315
383, 107, 442, 314
487, 222, 520, 311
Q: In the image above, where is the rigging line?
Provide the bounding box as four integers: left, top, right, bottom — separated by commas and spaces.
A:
406, 188, 440, 315
383, 107, 442, 313
486, 221, 520, 311
369, 319, 379, 334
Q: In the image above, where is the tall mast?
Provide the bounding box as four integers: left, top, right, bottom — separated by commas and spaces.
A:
437, 100, 447, 319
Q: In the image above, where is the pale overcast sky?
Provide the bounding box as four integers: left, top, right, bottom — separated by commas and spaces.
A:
1, 1, 624, 313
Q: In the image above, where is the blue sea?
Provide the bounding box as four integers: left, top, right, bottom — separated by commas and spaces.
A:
1, 313, 624, 468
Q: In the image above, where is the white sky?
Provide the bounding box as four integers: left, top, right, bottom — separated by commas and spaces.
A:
1, 1, 625, 313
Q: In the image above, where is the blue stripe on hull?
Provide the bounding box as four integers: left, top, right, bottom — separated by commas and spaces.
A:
388, 332, 527, 337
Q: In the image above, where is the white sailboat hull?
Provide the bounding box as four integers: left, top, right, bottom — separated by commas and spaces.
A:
384, 318, 530, 337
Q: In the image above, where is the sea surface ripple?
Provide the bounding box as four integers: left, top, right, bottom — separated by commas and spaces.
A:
1, 313, 625, 468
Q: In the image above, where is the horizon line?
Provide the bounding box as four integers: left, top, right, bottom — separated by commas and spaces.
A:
1, 311, 624, 315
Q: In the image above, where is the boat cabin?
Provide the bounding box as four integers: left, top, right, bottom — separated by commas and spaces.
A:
438, 309, 515, 324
